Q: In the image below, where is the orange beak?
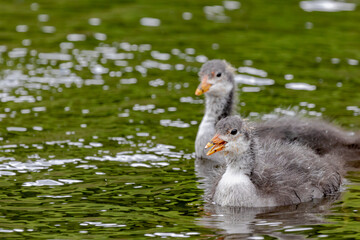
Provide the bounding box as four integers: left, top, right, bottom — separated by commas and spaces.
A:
195, 76, 212, 96
205, 134, 227, 156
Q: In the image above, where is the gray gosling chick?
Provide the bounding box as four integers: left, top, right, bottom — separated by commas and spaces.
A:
195, 59, 360, 161
205, 116, 343, 207
195, 59, 236, 162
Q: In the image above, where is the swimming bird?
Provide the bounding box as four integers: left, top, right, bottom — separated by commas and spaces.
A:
195, 59, 360, 161
205, 116, 343, 207
195, 59, 237, 162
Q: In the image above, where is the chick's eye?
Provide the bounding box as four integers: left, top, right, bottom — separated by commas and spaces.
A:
230, 129, 237, 135
216, 72, 222, 77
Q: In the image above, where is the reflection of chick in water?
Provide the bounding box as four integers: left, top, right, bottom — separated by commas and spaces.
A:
205, 116, 343, 207
195, 59, 360, 163
197, 196, 340, 237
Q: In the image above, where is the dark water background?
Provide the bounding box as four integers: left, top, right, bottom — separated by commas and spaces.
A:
0, 0, 359, 239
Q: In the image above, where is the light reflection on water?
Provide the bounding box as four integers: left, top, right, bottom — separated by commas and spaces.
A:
235, 74, 275, 86
140, 17, 161, 27
285, 82, 317, 91
300, 0, 356, 12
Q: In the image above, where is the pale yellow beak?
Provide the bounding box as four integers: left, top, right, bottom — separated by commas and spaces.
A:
205, 134, 227, 156
195, 76, 212, 96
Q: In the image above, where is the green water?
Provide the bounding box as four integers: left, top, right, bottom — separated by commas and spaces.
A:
0, 0, 359, 239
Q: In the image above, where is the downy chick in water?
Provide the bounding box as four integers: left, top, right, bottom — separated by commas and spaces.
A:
205, 116, 343, 207
195, 59, 360, 162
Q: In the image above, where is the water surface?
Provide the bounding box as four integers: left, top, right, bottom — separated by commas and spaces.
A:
0, 0, 359, 239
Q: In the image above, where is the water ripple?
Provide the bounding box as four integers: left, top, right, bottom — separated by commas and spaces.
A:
140, 17, 161, 27
300, 0, 356, 12
285, 82, 316, 91
235, 74, 275, 86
